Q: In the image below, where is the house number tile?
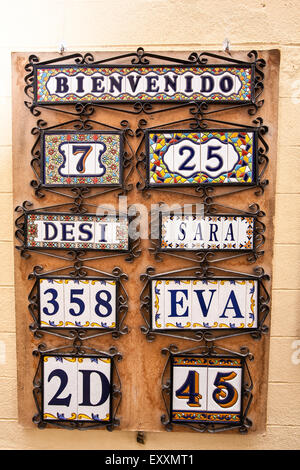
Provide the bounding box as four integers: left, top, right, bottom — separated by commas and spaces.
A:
42, 355, 112, 423
171, 355, 243, 425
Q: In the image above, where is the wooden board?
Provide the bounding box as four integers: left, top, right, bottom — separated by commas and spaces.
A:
12, 50, 279, 433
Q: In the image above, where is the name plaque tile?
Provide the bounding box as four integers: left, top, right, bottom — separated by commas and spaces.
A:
151, 278, 258, 331
147, 129, 257, 186
34, 64, 254, 104
38, 276, 118, 329
42, 130, 123, 188
24, 212, 129, 252
159, 213, 255, 252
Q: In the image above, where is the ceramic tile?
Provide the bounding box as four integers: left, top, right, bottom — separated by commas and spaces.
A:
43, 131, 121, 187
226, 131, 254, 184
179, 71, 198, 96
200, 131, 228, 183
43, 355, 78, 421
89, 280, 117, 329
190, 216, 206, 250
221, 216, 239, 249
164, 280, 192, 329
39, 279, 65, 327
246, 280, 258, 328
64, 279, 90, 328
172, 359, 208, 414
238, 217, 254, 250
191, 279, 219, 328
207, 364, 242, 414
218, 280, 247, 328
77, 357, 111, 422
151, 279, 165, 330
206, 215, 223, 250
172, 135, 201, 180
36, 65, 252, 103
106, 72, 126, 98
160, 71, 180, 98
125, 71, 145, 97
171, 355, 244, 424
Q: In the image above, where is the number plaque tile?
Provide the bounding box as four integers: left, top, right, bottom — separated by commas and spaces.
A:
29, 120, 135, 197
146, 128, 260, 187
140, 266, 270, 342
28, 265, 129, 339
41, 129, 124, 188
161, 344, 253, 433
32, 346, 122, 430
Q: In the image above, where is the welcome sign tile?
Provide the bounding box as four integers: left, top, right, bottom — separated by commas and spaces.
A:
33, 64, 254, 104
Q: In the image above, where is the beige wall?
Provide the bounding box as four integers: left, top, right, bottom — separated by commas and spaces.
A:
0, 0, 299, 450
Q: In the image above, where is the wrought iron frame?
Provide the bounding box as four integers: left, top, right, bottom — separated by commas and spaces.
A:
136, 117, 269, 198
140, 265, 270, 343
30, 119, 134, 198
24, 48, 265, 118
15, 200, 141, 262
150, 202, 266, 264
32, 344, 122, 430
28, 264, 129, 341
161, 343, 253, 433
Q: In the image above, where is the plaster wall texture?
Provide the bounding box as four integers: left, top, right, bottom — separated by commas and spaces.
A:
0, 0, 299, 450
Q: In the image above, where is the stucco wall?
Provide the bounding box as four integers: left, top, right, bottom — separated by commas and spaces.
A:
0, 0, 299, 449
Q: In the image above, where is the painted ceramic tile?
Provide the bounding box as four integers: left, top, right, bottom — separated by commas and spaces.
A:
43, 355, 78, 421
246, 280, 258, 328
171, 355, 243, 424
221, 216, 239, 249
206, 364, 242, 415
151, 279, 165, 330
191, 279, 219, 328
26, 213, 129, 251
151, 278, 258, 331
218, 280, 247, 329
89, 280, 117, 329
238, 217, 254, 250
35, 65, 253, 103
77, 357, 111, 422
38, 277, 117, 329
164, 280, 192, 329
43, 355, 112, 422
160, 214, 254, 251
64, 279, 90, 328
148, 130, 255, 185
43, 131, 121, 187
39, 278, 65, 327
